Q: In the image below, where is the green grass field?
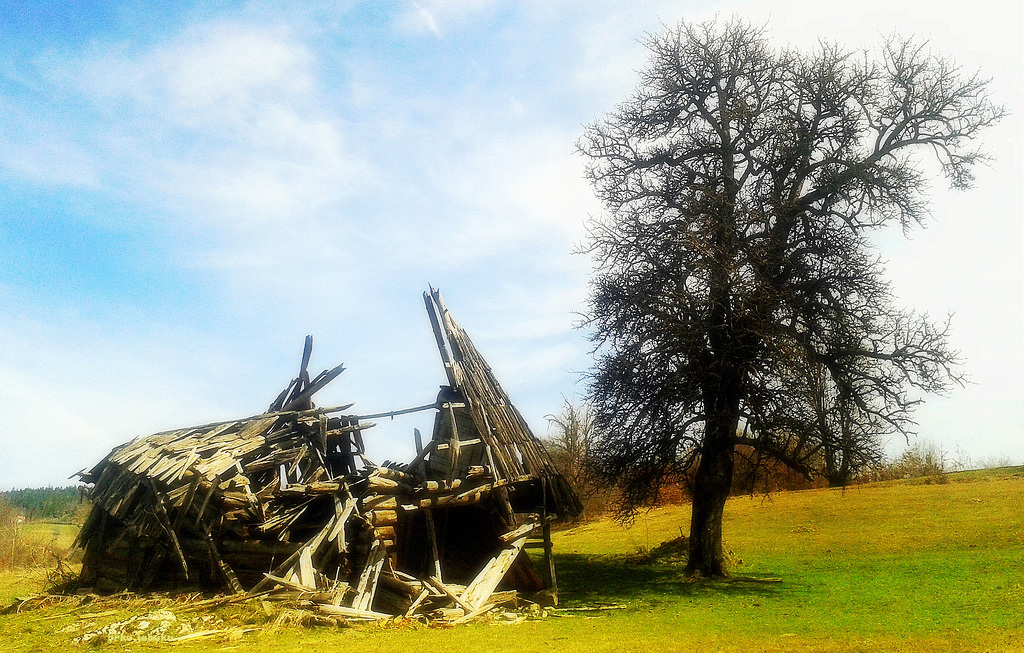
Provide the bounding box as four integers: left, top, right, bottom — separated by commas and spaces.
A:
1, 468, 1021, 652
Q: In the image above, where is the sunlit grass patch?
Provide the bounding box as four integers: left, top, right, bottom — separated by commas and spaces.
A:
1, 467, 1021, 652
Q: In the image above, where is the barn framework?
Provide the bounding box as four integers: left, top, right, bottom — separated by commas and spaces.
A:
75, 289, 581, 620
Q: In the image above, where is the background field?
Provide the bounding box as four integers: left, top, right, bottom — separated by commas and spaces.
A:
1, 468, 1021, 652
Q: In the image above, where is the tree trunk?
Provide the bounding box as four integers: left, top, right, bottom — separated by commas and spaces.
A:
685, 407, 738, 578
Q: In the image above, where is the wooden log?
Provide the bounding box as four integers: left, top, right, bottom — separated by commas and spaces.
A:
368, 510, 398, 526
413, 485, 492, 509
361, 495, 397, 511
366, 476, 413, 494
422, 479, 462, 492
369, 467, 417, 484
377, 573, 421, 598
485, 589, 518, 606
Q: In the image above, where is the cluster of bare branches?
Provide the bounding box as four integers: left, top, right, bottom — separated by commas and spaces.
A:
579, 17, 1003, 576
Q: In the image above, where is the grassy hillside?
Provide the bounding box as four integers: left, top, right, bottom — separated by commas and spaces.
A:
553, 468, 1023, 651
1, 468, 1021, 652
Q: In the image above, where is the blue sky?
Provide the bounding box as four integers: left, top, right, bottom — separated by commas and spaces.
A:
1, 0, 1021, 489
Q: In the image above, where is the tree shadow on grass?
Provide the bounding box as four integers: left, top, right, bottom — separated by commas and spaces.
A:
555, 553, 784, 606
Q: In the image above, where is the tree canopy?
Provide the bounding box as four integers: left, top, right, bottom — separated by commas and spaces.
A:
579, 18, 1003, 577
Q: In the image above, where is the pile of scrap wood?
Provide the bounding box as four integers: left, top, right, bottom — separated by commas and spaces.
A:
74, 288, 582, 622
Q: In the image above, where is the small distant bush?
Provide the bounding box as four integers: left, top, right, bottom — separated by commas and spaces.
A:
624, 533, 689, 565
858, 441, 967, 484
978, 454, 1014, 469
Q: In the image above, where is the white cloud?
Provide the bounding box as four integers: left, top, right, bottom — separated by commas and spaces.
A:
399, 2, 443, 38
79, 22, 314, 119
396, 0, 496, 37
17, 20, 367, 237
509, 96, 525, 117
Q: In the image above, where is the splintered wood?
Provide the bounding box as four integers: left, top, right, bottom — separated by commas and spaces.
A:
74, 288, 582, 624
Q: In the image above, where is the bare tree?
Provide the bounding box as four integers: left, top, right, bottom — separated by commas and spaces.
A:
545, 399, 607, 518
579, 18, 1003, 577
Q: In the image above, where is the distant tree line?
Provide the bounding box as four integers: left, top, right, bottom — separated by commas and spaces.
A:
544, 399, 1014, 512
0, 486, 85, 523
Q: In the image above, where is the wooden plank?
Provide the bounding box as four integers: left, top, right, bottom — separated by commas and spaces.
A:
328, 497, 357, 552
261, 572, 317, 594
425, 576, 475, 613
352, 544, 387, 612
500, 521, 537, 543
171, 473, 201, 529
249, 510, 340, 593
297, 548, 316, 589
452, 601, 498, 624
461, 533, 530, 608
315, 603, 391, 621
283, 363, 346, 412
405, 589, 430, 617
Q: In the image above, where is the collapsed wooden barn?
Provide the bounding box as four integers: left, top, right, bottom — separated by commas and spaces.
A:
75, 289, 582, 620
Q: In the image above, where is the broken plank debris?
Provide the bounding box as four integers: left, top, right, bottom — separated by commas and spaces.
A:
69, 288, 582, 624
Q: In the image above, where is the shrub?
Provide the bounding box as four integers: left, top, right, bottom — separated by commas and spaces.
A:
858, 440, 965, 484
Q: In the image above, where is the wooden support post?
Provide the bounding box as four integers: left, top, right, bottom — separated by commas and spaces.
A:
543, 522, 556, 592
541, 476, 556, 592
424, 509, 443, 582
206, 530, 244, 594
424, 290, 458, 387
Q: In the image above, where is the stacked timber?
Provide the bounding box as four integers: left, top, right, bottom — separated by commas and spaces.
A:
74, 289, 581, 622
